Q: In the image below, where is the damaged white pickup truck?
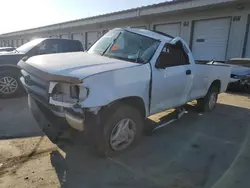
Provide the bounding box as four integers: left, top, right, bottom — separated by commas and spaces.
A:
19, 28, 231, 156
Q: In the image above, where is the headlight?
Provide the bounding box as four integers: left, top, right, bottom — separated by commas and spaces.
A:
49, 82, 89, 104
231, 74, 239, 79
70, 85, 79, 99
78, 85, 89, 101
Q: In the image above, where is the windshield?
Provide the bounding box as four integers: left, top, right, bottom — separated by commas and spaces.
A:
16, 38, 45, 53
88, 29, 160, 64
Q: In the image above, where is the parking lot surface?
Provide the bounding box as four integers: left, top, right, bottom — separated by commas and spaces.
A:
0, 93, 250, 188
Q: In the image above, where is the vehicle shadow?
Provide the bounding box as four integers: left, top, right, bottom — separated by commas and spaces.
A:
50, 103, 250, 188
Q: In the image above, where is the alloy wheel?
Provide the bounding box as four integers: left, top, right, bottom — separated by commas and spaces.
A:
0, 76, 18, 94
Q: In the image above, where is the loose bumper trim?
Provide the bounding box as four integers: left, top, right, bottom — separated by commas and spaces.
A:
65, 112, 85, 131
28, 94, 85, 133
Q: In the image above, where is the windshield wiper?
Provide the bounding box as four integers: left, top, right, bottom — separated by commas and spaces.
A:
135, 56, 144, 64
14, 49, 19, 53
102, 32, 121, 56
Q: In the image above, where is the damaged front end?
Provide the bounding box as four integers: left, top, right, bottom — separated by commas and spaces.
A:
228, 74, 250, 93
19, 60, 100, 132
47, 81, 89, 131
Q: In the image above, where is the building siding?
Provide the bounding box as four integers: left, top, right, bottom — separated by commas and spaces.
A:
0, 0, 249, 61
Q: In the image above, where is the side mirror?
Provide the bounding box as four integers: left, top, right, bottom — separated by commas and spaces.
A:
21, 56, 30, 61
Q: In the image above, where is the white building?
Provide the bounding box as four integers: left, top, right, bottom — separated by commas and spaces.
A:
1, 0, 250, 62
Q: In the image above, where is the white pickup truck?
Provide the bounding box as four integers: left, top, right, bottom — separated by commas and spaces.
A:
19, 28, 231, 156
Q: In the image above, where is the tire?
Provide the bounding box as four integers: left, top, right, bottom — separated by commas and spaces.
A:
243, 82, 250, 94
0, 70, 23, 98
197, 85, 219, 113
93, 105, 143, 157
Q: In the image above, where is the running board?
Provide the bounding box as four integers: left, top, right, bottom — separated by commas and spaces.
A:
152, 108, 185, 131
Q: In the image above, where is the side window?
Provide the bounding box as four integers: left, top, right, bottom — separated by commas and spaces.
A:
158, 42, 189, 68
37, 40, 60, 55
61, 40, 83, 52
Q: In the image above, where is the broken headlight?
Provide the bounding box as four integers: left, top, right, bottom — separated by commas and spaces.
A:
49, 82, 89, 104
70, 85, 80, 99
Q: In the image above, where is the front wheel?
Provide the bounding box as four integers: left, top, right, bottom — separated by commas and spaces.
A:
0, 70, 23, 98
93, 105, 143, 157
197, 85, 219, 112
243, 81, 250, 94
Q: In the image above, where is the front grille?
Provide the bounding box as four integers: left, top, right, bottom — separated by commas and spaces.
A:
21, 69, 50, 102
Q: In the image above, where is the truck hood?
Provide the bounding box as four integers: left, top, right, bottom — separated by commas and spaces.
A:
19, 52, 140, 81
211, 62, 250, 76
230, 64, 250, 76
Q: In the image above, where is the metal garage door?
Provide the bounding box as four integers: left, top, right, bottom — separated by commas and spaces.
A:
60, 34, 69, 39
192, 18, 231, 61
23, 39, 29, 44
244, 21, 250, 57
154, 23, 181, 37
17, 39, 21, 47
50, 35, 58, 38
131, 26, 147, 29
15, 40, 18, 47
87, 31, 99, 49
72, 33, 85, 49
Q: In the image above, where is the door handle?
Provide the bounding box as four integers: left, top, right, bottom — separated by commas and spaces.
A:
186, 70, 191, 75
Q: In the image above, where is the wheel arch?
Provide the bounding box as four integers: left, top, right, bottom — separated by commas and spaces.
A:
0, 64, 21, 75
210, 79, 221, 92
106, 96, 147, 118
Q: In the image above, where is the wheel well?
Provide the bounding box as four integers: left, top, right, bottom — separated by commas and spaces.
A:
108, 97, 146, 118
210, 79, 221, 92
0, 66, 20, 75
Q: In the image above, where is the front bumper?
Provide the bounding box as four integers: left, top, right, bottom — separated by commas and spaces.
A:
20, 68, 104, 145
28, 94, 85, 133
228, 77, 250, 92
28, 94, 104, 147
28, 94, 68, 141
20, 72, 85, 132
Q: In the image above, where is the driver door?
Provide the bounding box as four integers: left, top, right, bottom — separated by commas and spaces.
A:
150, 43, 193, 114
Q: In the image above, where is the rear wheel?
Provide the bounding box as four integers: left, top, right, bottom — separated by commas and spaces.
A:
243, 81, 250, 94
93, 105, 143, 157
197, 85, 219, 112
0, 70, 23, 98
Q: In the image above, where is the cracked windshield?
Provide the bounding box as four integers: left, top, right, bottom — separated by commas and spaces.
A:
0, 0, 250, 188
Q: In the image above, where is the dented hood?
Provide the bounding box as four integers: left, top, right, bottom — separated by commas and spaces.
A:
18, 52, 139, 82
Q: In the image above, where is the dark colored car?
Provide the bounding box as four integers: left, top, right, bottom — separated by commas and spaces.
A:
0, 47, 16, 52
0, 38, 84, 98
227, 58, 250, 93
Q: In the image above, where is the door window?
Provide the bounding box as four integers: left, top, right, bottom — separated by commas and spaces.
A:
158, 42, 189, 67
37, 40, 60, 55
61, 40, 83, 52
